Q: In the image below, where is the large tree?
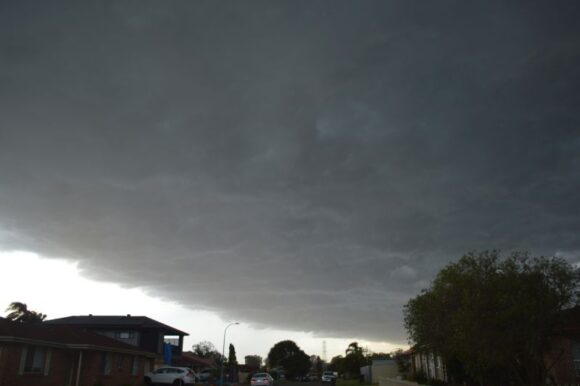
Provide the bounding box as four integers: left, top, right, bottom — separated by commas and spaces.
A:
228, 343, 238, 365
5, 302, 46, 323
315, 356, 323, 373
245, 355, 262, 368
192, 341, 223, 367
404, 251, 579, 386
345, 342, 364, 356
344, 342, 367, 377
267, 340, 311, 380
328, 355, 345, 374
228, 343, 238, 381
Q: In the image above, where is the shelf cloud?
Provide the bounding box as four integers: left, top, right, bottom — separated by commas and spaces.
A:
1, 1, 579, 343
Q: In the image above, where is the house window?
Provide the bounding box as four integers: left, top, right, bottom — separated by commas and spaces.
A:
132, 357, 140, 375
116, 331, 134, 339
101, 353, 112, 375
164, 336, 180, 346
24, 346, 47, 373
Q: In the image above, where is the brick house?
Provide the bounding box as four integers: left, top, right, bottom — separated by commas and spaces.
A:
0, 318, 155, 386
46, 314, 188, 366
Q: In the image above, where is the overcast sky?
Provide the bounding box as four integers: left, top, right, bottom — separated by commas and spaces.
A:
1, 1, 579, 357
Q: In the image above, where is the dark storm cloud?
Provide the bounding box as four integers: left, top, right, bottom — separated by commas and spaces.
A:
1, 1, 579, 342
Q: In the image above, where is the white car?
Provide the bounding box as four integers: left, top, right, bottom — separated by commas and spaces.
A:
251, 373, 275, 386
144, 366, 197, 385
198, 368, 213, 382
321, 371, 337, 383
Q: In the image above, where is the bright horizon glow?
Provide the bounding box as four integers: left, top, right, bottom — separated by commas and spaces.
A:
0, 250, 405, 360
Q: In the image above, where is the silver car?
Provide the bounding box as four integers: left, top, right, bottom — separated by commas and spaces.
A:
144, 366, 197, 385
251, 373, 275, 386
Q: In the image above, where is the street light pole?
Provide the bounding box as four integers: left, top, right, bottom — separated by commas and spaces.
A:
220, 322, 239, 386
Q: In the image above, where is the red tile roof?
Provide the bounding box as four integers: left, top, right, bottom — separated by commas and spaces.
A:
181, 352, 215, 367
46, 315, 188, 336
0, 319, 155, 357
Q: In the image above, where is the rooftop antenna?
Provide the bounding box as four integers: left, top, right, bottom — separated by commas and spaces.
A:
322, 340, 327, 362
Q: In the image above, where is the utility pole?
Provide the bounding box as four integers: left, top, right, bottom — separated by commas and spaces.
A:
220, 322, 239, 386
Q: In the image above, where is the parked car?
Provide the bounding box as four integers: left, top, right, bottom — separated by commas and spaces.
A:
321, 371, 337, 384
297, 374, 316, 382
198, 368, 213, 382
144, 366, 197, 385
251, 372, 275, 386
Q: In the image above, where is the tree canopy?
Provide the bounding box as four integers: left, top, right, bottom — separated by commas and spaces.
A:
192, 340, 218, 357
329, 342, 387, 378
244, 355, 262, 368
404, 251, 579, 386
267, 340, 311, 379
329, 355, 345, 374
344, 342, 367, 376
345, 341, 364, 356
5, 302, 46, 323
315, 356, 323, 373
192, 340, 223, 366
228, 343, 238, 365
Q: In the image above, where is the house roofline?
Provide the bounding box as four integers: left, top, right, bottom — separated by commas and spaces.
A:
0, 336, 156, 358
45, 316, 189, 336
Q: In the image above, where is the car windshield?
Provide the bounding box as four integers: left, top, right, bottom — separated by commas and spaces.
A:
254, 374, 268, 378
